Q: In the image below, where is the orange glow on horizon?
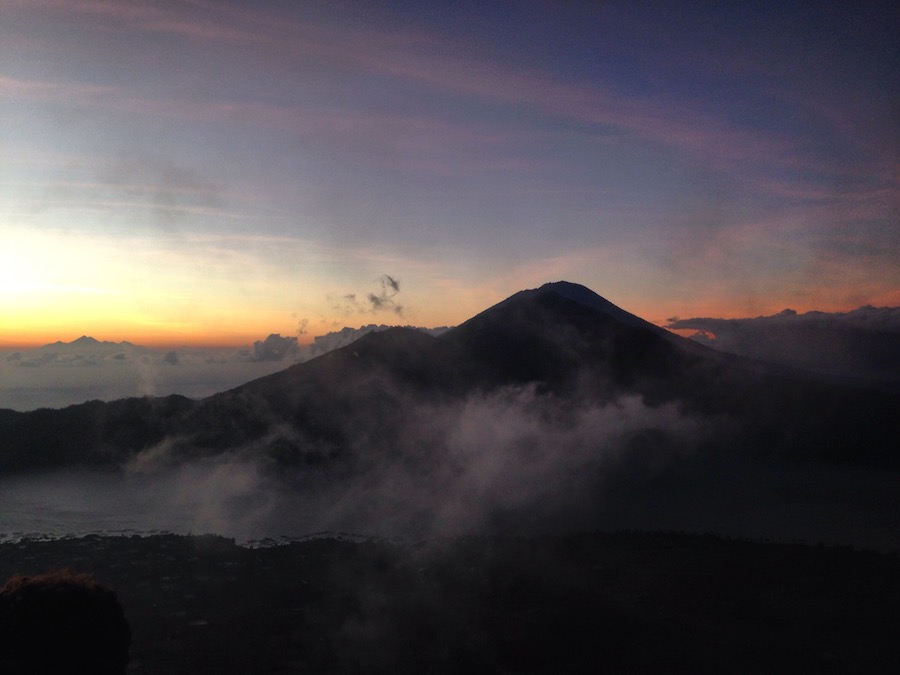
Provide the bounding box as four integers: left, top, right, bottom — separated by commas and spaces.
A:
5, 289, 897, 351
0, 323, 329, 351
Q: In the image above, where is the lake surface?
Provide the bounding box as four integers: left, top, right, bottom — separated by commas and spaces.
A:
0, 467, 317, 545
2, 462, 898, 551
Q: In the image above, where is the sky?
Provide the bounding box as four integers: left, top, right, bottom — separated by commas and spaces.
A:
1, 0, 898, 348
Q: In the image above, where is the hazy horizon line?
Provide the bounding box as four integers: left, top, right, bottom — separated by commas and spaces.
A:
6, 297, 900, 351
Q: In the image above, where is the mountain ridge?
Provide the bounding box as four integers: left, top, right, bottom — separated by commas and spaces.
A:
1, 281, 898, 475
1, 281, 898, 547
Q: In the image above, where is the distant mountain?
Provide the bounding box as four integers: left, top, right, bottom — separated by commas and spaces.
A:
41, 336, 140, 351
3, 280, 894, 467
1, 282, 898, 544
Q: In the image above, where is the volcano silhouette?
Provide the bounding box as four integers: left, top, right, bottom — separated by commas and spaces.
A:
0, 281, 897, 473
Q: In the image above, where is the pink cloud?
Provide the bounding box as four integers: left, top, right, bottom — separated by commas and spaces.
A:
0, 75, 113, 102
9, 2, 796, 173
7, 1, 893, 206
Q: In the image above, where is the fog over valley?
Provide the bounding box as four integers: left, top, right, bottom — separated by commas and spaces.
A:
2, 283, 897, 551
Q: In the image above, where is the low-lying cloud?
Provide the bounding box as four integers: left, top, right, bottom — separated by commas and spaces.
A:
3, 378, 898, 550
0, 345, 293, 411
252, 333, 298, 361
101, 380, 898, 550
667, 305, 900, 382
117, 385, 712, 541
0, 321, 449, 411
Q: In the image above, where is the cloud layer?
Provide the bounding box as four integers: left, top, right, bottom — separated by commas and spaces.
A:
668, 305, 900, 382
0, 320, 451, 411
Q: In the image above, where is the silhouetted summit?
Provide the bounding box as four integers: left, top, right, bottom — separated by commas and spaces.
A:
71, 335, 102, 346
438, 281, 704, 397
496, 281, 671, 334
222, 281, 706, 412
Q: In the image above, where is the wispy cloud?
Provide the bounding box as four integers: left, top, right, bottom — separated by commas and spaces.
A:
7, 1, 894, 222
0, 4, 832, 186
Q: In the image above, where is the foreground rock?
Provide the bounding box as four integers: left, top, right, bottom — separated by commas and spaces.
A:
1, 532, 897, 674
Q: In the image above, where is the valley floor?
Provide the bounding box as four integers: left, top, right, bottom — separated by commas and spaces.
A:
1, 532, 898, 674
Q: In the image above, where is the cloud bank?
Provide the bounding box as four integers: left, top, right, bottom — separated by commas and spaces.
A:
668, 305, 900, 383
113, 379, 716, 544
0, 321, 451, 411
253, 334, 298, 362
7, 379, 893, 550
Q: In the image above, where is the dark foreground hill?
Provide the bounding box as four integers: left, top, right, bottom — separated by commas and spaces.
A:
1, 532, 898, 674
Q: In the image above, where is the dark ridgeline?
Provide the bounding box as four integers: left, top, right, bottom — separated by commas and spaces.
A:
2, 532, 898, 674
1, 280, 897, 472
0, 395, 194, 471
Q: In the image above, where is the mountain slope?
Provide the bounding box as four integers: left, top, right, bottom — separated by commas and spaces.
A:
1, 282, 897, 473
166, 282, 718, 466
2, 282, 899, 546
439, 281, 705, 397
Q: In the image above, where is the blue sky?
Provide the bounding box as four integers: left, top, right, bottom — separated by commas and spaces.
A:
1, 0, 897, 346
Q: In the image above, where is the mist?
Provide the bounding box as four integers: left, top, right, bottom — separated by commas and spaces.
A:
0, 323, 449, 412
4, 384, 896, 551
0, 387, 691, 541
667, 305, 900, 385
0, 346, 294, 412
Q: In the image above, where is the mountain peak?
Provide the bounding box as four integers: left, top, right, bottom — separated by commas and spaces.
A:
39, 336, 139, 351
506, 281, 669, 336
536, 281, 627, 313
